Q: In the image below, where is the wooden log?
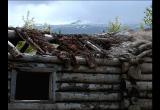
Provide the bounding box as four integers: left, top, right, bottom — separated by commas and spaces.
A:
141, 63, 152, 73
8, 102, 120, 110
137, 49, 152, 58
142, 57, 152, 63
61, 66, 121, 73
15, 67, 55, 73
122, 99, 152, 110
139, 92, 152, 98
55, 102, 120, 110
8, 41, 22, 58
138, 42, 152, 52
138, 99, 152, 109
9, 62, 121, 73
83, 40, 103, 53
56, 92, 121, 101
57, 73, 120, 83
8, 80, 11, 90
56, 83, 120, 91
126, 81, 152, 91
137, 74, 152, 81
8, 54, 121, 66
8, 30, 53, 41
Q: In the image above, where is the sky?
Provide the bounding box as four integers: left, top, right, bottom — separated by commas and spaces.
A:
8, 0, 152, 27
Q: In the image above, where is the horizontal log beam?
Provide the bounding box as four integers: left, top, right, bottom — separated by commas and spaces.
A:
61, 66, 121, 73
56, 92, 121, 101
141, 63, 152, 73
56, 83, 120, 91
8, 54, 121, 66
57, 73, 120, 83
14, 67, 55, 73
139, 92, 152, 98
8, 102, 120, 110
142, 57, 152, 63
126, 81, 152, 91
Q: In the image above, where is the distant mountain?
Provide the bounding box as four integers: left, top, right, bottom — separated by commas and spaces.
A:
36, 23, 144, 34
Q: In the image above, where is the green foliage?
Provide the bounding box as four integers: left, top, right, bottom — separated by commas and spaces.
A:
16, 41, 25, 50
140, 22, 145, 30
16, 41, 35, 53
107, 17, 121, 33
144, 5, 152, 28
22, 11, 35, 29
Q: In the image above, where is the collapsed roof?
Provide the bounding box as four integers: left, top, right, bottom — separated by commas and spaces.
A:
8, 27, 152, 68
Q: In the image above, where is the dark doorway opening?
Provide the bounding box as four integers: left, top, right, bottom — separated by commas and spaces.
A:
15, 71, 50, 100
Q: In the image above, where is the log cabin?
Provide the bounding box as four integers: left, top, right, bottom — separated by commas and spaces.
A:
8, 28, 152, 110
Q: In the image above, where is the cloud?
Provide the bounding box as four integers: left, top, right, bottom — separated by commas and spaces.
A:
8, 1, 152, 26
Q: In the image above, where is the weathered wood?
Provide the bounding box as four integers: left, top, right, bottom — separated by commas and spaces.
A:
9, 62, 121, 73
8, 102, 120, 110
8, 54, 121, 66
126, 81, 152, 91
8, 41, 22, 58
142, 57, 152, 63
141, 63, 152, 73
8, 80, 11, 90
137, 49, 152, 58
122, 99, 152, 109
50, 71, 57, 102
83, 40, 103, 53
56, 83, 120, 91
139, 92, 152, 98
61, 66, 121, 73
138, 74, 152, 81
56, 92, 121, 101
10, 70, 17, 101
57, 73, 120, 83
15, 67, 55, 73
138, 99, 152, 109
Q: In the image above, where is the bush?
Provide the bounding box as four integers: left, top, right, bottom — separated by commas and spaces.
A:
22, 11, 35, 29
107, 17, 121, 33
144, 5, 152, 28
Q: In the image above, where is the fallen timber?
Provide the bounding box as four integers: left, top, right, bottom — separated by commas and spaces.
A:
8, 28, 152, 110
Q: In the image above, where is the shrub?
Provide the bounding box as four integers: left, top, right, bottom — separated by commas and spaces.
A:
22, 11, 35, 29
107, 16, 121, 33
143, 5, 152, 28
140, 22, 145, 30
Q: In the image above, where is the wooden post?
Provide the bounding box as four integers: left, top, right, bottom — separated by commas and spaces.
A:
49, 71, 57, 103
10, 69, 17, 102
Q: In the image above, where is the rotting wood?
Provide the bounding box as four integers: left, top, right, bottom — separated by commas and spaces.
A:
8, 41, 22, 58
56, 83, 120, 91
139, 92, 152, 98
56, 73, 120, 83
61, 66, 121, 73
56, 92, 121, 101
8, 54, 121, 66
10, 70, 17, 101
15, 67, 55, 73
8, 102, 120, 110
126, 81, 152, 91
142, 57, 152, 63
138, 99, 152, 109
141, 63, 152, 73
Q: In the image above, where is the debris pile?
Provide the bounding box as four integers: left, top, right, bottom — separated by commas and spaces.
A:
8, 27, 152, 68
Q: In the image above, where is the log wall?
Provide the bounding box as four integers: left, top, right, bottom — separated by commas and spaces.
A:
8, 55, 152, 110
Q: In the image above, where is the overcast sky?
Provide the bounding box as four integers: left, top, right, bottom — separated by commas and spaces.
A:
8, 0, 152, 26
